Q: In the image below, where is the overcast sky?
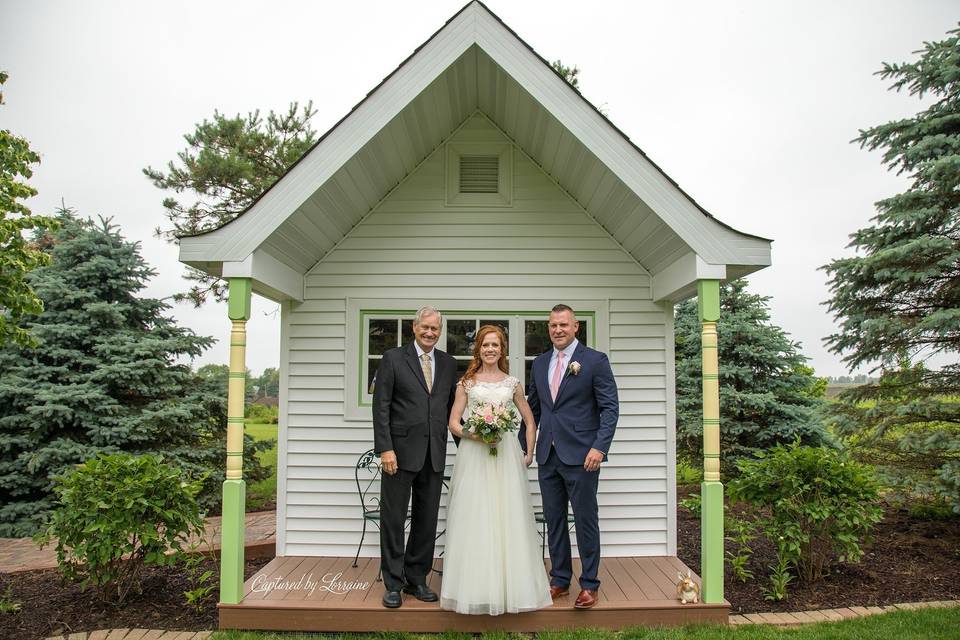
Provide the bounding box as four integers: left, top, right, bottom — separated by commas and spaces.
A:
2, 0, 956, 377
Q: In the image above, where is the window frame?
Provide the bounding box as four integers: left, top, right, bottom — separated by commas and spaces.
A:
344, 298, 605, 420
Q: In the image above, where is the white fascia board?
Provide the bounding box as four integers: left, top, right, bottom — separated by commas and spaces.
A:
222, 250, 304, 302
472, 12, 761, 267
652, 252, 727, 303
187, 6, 482, 264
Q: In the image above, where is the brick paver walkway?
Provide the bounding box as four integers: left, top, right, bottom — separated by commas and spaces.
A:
0, 511, 276, 574
727, 599, 960, 626
47, 631, 212, 639
41, 600, 960, 639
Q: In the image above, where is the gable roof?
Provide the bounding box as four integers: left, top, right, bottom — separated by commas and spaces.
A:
179, 1, 771, 302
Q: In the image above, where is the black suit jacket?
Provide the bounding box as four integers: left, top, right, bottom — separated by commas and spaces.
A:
372, 342, 457, 473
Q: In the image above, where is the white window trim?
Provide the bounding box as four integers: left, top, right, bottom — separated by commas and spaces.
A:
344, 298, 608, 421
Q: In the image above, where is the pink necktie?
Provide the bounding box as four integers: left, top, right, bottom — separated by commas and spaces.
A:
551, 351, 564, 401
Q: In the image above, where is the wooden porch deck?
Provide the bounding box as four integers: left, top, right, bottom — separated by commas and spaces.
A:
220, 556, 729, 632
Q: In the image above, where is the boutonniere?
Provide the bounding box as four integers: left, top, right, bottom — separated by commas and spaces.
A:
567, 361, 581, 376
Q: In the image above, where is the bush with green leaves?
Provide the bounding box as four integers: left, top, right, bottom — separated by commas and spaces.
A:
729, 442, 883, 593
34, 453, 204, 604
245, 402, 278, 424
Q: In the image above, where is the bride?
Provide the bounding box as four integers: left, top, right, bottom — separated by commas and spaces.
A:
440, 325, 552, 615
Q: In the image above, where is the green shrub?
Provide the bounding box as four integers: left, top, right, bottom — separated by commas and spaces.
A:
729, 441, 883, 589
34, 453, 204, 604
181, 523, 219, 612
676, 459, 702, 485
245, 402, 278, 424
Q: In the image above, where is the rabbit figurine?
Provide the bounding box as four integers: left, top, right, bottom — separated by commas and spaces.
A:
676, 570, 701, 604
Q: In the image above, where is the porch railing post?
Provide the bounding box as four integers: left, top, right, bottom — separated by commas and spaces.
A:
220, 277, 251, 605
698, 279, 724, 603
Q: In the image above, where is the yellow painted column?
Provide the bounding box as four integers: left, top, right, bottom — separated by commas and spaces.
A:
701, 319, 720, 483
220, 277, 251, 604
698, 279, 724, 603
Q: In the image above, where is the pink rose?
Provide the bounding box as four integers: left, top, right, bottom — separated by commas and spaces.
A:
484, 414, 494, 424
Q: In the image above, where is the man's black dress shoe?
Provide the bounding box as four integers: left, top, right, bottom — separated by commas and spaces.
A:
402, 583, 439, 602
382, 590, 402, 608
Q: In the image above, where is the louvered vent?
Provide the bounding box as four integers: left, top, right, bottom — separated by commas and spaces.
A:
459, 155, 499, 193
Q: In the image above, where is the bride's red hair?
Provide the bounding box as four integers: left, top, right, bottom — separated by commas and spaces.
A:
460, 325, 509, 385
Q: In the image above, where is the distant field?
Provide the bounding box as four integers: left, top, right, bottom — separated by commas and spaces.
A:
825, 383, 863, 399
245, 422, 278, 511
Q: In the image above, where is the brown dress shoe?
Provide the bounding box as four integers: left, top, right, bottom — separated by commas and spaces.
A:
574, 589, 598, 609
549, 585, 570, 599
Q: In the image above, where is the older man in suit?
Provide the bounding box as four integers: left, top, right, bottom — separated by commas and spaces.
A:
526, 304, 619, 609
373, 306, 457, 608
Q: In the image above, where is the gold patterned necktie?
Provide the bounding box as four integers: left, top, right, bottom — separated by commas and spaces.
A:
421, 353, 433, 393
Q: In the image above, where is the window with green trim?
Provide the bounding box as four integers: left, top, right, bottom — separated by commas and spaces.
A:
360, 312, 592, 405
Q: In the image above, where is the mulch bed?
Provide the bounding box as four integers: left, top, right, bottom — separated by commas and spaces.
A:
0, 557, 271, 640
676, 485, 960, 614
2, 498, 957, 639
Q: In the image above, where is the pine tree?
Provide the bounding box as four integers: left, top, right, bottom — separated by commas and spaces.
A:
143, 102, 317, 305
823, 27, 960, 510
675, 280, 827, 467
0, 211, 269, 535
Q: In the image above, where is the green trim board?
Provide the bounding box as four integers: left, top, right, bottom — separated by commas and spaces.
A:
697, 279, 720, 323
700, 480, 724, 603
219, 479, 246, 605
356, 309, 598, 407
228, 278, 252, 321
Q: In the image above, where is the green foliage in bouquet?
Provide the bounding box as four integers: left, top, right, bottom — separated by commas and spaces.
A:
465, 401, 518, 456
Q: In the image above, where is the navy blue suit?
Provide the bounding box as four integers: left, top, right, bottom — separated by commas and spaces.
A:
526, 341, 618, 591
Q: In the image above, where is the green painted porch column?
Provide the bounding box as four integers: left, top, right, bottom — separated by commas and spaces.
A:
698, 279, 724, 603
221, 277, 251, 605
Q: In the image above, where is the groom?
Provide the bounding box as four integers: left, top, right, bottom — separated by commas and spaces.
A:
526, 304, 619, 609
373, 306, 457, 608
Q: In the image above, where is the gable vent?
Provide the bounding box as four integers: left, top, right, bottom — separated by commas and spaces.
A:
459, 154, 499, 193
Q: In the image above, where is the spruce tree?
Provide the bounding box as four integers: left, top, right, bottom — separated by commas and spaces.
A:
823, 27, 960, 510
0, 211, 269, 536
675, 280, 827, 467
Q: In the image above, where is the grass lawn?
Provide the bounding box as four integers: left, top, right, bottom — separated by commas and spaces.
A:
245, 422, 278, 511
208, 606, 960, 639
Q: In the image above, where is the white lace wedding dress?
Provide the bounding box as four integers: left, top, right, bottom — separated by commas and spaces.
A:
439, 376, 552, 615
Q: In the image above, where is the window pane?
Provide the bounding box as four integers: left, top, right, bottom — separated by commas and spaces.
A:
455, 358, 471, 379
447, 319, 476, 357
369, 319, 398, 355
367, 358, 381, 395
524, 320, 550, 356
524, 319, 590, 356
577, 321, 588, 344
401, 319, 414, 343
524, 359, 535, 388
479, 319, 509, 339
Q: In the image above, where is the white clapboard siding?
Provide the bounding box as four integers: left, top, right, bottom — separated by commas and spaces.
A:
279, 115, 673, 558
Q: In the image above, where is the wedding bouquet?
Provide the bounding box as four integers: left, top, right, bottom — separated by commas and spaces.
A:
464, 402, 519, 456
